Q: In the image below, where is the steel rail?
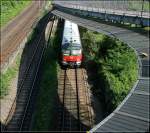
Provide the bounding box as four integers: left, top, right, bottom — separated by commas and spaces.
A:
61, 69, 67, 131
82, 69, 93, 127
60, 68, 81, 131
75, 68, 81, 130
19, 19, 55, 131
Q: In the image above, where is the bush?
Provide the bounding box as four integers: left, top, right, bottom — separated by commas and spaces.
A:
80, 28, 138, 113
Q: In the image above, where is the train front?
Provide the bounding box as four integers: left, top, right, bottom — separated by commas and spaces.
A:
61, 20, 82, 67
62, 43, 82, 67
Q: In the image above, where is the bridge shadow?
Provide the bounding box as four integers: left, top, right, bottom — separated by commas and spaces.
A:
2, 12, 53, 131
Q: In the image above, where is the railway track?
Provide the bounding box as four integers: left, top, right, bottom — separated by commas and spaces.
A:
58, 68, 93, 131
2, 13, 54, 132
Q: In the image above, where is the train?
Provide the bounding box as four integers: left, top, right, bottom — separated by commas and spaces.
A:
61, 20, 82, 67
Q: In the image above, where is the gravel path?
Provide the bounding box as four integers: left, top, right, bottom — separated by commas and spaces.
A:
0, 1, 44, 66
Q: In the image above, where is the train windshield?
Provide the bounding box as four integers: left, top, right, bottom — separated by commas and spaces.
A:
62, 43, 81, 55
62, 43, 81, 50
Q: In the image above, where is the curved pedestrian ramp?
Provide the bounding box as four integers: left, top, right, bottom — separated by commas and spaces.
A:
53, 0, 149, 27
52, 8, 149, 132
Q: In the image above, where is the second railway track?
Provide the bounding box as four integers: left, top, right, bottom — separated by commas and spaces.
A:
2, 13, 54, 132
58, 68, 94, 131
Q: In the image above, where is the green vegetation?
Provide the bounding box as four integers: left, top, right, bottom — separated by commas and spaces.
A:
0, 54, 21, 99
80, 28, 138, 113
31, 21, 62, 131
128, 0, 149, 12
0, 0, 32, 27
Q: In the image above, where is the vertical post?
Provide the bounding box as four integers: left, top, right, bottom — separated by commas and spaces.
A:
141, 0, 144, 17
123, 0, 125, 11
140, 0, 144, 27
38, 0, 40, 11
75, 68, 80, 131
39, 0, 40, 9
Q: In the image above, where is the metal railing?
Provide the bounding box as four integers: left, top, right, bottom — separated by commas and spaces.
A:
52, 0, 149, 18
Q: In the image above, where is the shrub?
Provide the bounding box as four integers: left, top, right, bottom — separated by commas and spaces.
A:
80, 28, 138, 113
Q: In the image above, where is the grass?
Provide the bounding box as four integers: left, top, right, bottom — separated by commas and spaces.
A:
31, 20, 63, 131
0, 0, 32, 27
0, 54, 21, 99
80, 28, 138, 114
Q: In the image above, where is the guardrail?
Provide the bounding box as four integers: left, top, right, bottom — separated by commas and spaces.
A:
52, 1, 150, 26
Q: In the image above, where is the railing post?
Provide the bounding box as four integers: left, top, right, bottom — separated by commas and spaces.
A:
140, 0, 144, 27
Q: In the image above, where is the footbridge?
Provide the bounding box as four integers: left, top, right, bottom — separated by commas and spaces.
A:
52, 1, 149, 132
53, 0, 149, 27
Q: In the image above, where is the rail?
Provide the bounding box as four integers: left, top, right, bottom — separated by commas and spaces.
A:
19, 18, 55, 131
58, 68, 93, 131
59, 69, 81, 131
75, 68, 81, 130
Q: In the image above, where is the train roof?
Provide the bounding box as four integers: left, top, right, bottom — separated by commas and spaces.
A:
62, 20, 81, 47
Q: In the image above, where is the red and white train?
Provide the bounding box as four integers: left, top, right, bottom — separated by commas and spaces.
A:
61, 20, 82, 67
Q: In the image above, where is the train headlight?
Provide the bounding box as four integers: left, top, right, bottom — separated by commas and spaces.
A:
63, 50, 70, 55
72, 50, 81, 55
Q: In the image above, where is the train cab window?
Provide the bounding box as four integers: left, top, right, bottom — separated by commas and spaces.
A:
62, 43, 81, 50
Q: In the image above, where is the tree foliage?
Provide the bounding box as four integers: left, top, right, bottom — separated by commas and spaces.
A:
80, 28, 138, 112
